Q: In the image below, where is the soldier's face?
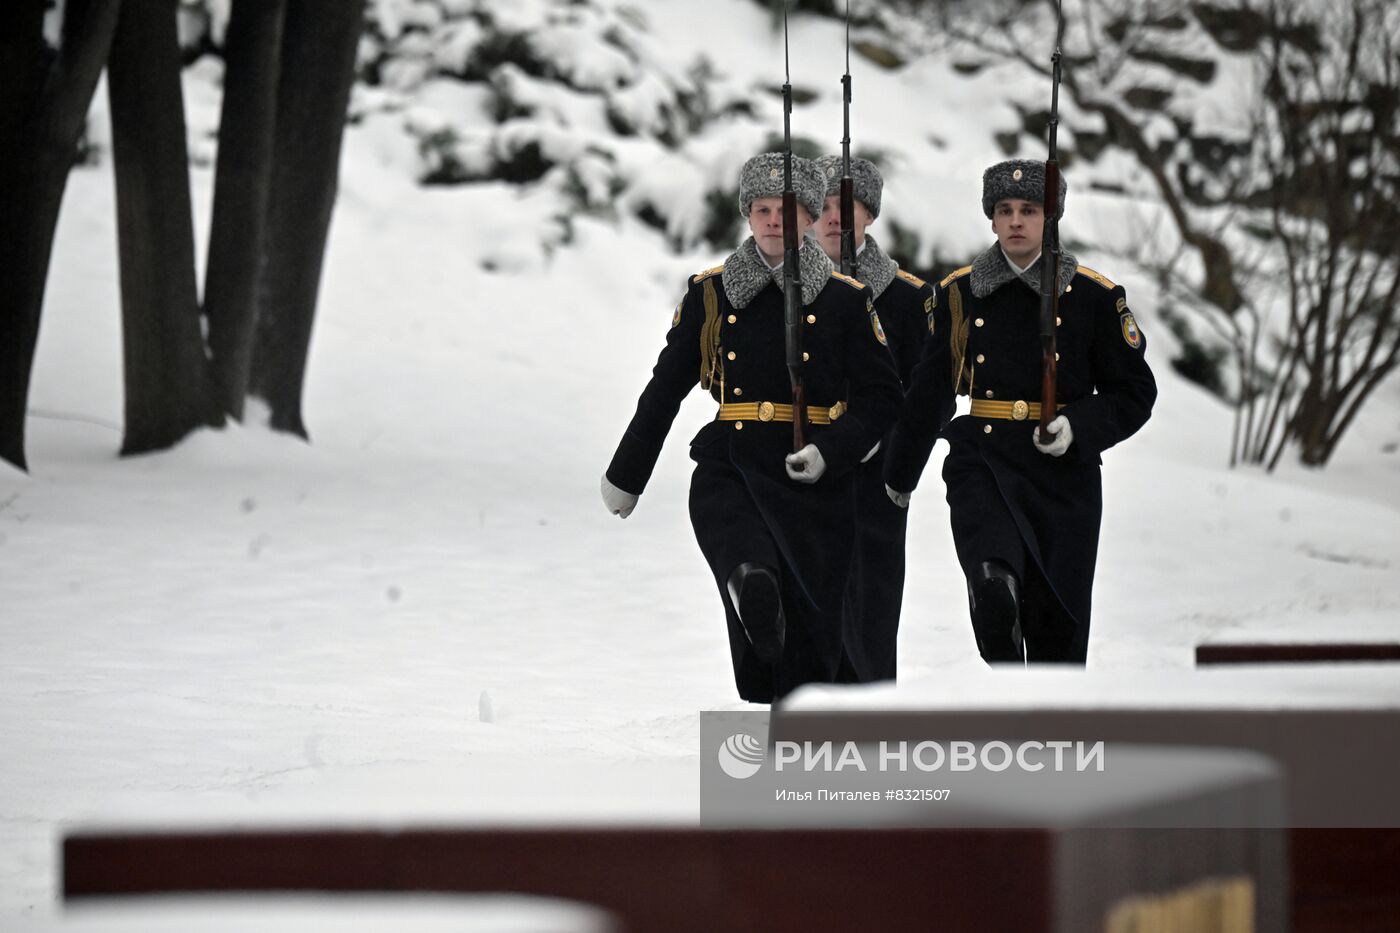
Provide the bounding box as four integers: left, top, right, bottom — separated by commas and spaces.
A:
748, 196, 814, 264
992, 198, 1044, 266
816, 195, 873, 263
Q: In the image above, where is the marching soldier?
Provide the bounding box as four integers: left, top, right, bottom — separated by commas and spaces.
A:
884, 159, 1156, 664
601, 152, 903, 702
813, 154, 937, 681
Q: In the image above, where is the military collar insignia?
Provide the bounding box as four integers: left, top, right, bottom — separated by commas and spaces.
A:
721, 237, 834, 309
856, 234, 898, 300
969, 242, 1078, 299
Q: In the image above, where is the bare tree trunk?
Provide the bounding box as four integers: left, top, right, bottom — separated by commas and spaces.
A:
0, 0, 123, 471
249, 0, 365, 437
107, 0, 221, 455
1321, 352, 1400, 464
204, 0, 288, 421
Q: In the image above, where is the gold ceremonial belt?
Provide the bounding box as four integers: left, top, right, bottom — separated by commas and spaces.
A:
969, 399, 1065, 422
717, 401, 847, 425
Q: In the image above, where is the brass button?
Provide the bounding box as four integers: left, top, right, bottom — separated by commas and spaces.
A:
726, 351, 736, 361
734, 422, 744, 431
803, 352, 810, 362
975, 353, 986, 364
975, 318, 985, 327
1055, 352, 1060, 361
1011, 400, 1029, 421
985, 389, 994, 399
757, 401, 776, 422
727, 314, 737, 324
983, 424, 993, 434
1056, 316, 1062, 326
806, 314, 816, 324
1065, 285, 1073, 293
732, 387, 742, 397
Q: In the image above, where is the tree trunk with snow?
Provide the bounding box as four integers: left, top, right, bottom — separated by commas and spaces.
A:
0, 0, 123, 471
204, 0, 288, 421
248, 0, 365, 438
107, 0, 222, 455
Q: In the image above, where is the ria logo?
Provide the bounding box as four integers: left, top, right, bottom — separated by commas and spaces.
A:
717, 732, 765, 780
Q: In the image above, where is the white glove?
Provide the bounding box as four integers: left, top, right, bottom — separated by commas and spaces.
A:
601, 474, 638, 518
1033, 415, 1073, 457
885, 485, 910, 509
784, 444, 827, 483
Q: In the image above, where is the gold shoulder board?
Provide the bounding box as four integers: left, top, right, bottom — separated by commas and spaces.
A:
830, 270, 867, 289
691, 264, 724, 284
1075, 265, 1117, 290
895, 269, 928, 288
939, 265, 973, 289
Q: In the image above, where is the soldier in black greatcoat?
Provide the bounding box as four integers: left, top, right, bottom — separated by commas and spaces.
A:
812, 155, 938, 682
602, 152, 903, 702
884, 159, 1156, 664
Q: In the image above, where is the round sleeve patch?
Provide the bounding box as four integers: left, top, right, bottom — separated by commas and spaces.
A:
1120, 310, 1142, 349
671, 300, 682, 329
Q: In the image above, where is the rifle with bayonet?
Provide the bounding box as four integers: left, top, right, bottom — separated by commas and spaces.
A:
839, 0, 857, 279
1037, 0, 1065, 434
782, 3, 807, 451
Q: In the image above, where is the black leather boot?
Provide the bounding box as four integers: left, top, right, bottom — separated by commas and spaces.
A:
968, 561, 1025, 664
727, 562, 785, 664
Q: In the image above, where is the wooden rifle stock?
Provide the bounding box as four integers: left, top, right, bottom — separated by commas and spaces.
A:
839, 177, 856, 278
1039, 8, 1065, 435
782, 188, 805, 451
1040, 336, 1057, 433
1038, 160, 1060, 434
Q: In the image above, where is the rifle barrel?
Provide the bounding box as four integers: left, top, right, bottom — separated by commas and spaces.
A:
839, 1, 857, 279
1038, 2, 1066, 433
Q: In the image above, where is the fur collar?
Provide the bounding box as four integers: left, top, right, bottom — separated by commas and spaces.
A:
968, 242, 1078, 299
722, 237, 834, 309
854, 234, 899, 300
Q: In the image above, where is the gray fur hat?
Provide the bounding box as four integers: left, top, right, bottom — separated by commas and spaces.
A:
739, 152, 825, 221
815, 154, 883, 218
982, 159, 1067, 219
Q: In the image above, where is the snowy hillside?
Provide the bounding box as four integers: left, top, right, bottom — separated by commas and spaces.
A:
3, 0, 1400, 921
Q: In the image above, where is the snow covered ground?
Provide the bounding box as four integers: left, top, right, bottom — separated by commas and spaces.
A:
4, 0, 1400, 921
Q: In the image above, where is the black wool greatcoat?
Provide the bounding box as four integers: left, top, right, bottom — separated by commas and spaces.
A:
885, 257, 1156, 662
607, 256, 902, 702
843, 267, 936, 682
